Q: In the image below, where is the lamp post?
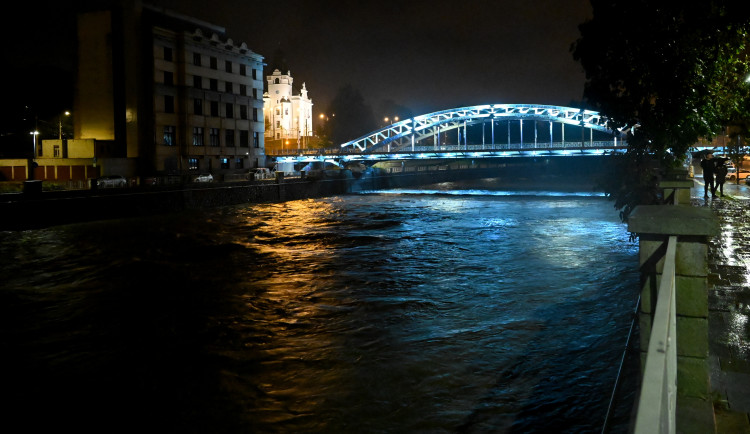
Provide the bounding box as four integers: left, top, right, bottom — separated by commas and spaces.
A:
58, 111, 70, 140
30, 131, 39, 156
384, 116, 399, 152
28, 130, 39, 181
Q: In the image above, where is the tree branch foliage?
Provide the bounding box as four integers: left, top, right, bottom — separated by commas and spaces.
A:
572, 1, 750, 217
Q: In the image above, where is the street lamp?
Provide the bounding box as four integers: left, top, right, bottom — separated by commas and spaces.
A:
30, 131, 39, 156
383, 116, 399, 152
59, 111, 70, 140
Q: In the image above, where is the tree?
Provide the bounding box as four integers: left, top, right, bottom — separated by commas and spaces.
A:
572, 1, 750, 217
326, 85, 377, 146
726, 124, 750, 183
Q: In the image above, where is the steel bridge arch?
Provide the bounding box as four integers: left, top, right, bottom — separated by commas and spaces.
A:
339, 104, 626, 153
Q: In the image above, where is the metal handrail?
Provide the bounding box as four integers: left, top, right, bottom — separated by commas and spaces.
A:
634, 235, 678, 434
601, 294, 641, 433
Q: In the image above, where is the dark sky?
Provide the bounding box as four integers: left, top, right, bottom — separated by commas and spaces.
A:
10, 0, 592, 118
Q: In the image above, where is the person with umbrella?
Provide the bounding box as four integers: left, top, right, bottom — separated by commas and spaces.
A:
714, 157, 729, 197
700, 151, 716, 198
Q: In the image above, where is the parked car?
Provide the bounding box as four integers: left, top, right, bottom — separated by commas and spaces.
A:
193, 173, 214, 183
726, 167, 750, 181
95, 175, 128, 188
247, 168, 274, 180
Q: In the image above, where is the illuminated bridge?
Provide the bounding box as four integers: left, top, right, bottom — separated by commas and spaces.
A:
270, 104, 630, 166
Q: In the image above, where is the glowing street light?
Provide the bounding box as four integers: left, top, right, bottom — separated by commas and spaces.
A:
30, 131, 39, 156
58, 111, 71, 140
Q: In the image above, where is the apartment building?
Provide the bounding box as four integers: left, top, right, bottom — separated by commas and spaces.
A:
71, 0, 266, 180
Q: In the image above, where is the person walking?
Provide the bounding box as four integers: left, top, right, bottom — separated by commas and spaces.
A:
701, 152, 716, 198
714, 159, 728, 197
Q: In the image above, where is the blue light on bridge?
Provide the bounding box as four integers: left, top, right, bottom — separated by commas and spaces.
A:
271, 103, 629, 166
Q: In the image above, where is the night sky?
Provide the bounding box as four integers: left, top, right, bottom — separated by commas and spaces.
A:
10, 0, 592, 118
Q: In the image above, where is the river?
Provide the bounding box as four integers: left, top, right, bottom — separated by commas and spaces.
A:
0, 178, 640, 433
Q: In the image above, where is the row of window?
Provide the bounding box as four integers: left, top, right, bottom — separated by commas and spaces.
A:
163, 47, 259, 79
193, 99, 258, 120
162, 95, 259, 120
161, 71, 260, 99
163, 126, 260, 148
187, 157, 245, 171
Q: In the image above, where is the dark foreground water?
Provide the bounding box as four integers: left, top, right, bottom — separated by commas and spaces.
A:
0, 179, 640, 433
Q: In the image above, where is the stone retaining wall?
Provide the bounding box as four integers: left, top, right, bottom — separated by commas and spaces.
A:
0, 168, 496, 230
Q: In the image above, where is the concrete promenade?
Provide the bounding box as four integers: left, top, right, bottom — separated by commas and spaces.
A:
690, 176, 750, 433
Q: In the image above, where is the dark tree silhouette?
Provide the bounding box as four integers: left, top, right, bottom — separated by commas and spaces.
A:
325, 85, 377, 146
572, 1, 750, 218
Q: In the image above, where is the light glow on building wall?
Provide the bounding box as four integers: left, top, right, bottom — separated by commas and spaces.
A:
263, 69, 313, 148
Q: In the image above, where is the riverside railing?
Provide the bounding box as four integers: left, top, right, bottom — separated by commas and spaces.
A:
633, 234, 678, 434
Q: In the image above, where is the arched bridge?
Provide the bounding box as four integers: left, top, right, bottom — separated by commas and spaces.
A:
271, 104, 629, 165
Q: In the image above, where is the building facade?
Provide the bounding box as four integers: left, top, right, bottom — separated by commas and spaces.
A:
263, 69, 313, 150
71, 1, 266, 180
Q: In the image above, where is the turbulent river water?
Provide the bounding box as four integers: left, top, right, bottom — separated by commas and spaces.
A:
0, 178, 641, 433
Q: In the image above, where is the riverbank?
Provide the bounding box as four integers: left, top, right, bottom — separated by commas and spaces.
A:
0, 167, 515, 231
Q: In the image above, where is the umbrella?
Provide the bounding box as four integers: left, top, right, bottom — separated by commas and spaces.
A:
714, 157, 730, 165
691, 149, 716, 158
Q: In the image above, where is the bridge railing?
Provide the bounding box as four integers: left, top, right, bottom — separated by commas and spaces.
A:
633, 235, 678, 434
267, 140, 626, 158
409, 140, 624, 152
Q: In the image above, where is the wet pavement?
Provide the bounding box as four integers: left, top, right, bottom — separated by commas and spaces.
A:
691, 177, 750, 433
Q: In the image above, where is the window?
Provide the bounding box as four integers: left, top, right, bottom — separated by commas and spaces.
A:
225, 129, 235, 147
193, 52, 201, 66
253, 132, 260, 148
193, 75, 202, 89
53, 145, 60, 157
209, 128, 220, 147
240, 64, 246, 76
164, 47, 172, 61
194, 98, 203, 115
210, 101, 219, 117
235, 158, 244, 169
164, 71, 173, 86
253, 108, 259, 122
276, 108, 280, 116
225, 60, 232, 73
193, 127, 204, 146
252, 88, 258, 99
276, 120, 281, 128
226, 103, 233, 118
240, 130, 249, 147
210, 56, 217, 70
164, 95, 174, 113
240, 84, 247, 96
221, 158, 230, 169
252, 69, 257, 79
164, 125, 175, 145
210, 79, 218, 91
188, 158, 199, 171
225, 82, 233, 93
240, 105, 247, 120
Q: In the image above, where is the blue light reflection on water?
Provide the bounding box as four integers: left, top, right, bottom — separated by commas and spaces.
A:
0, 184, 640, 433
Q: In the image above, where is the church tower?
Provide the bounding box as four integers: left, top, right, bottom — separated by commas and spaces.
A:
263, 69, 313, 150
